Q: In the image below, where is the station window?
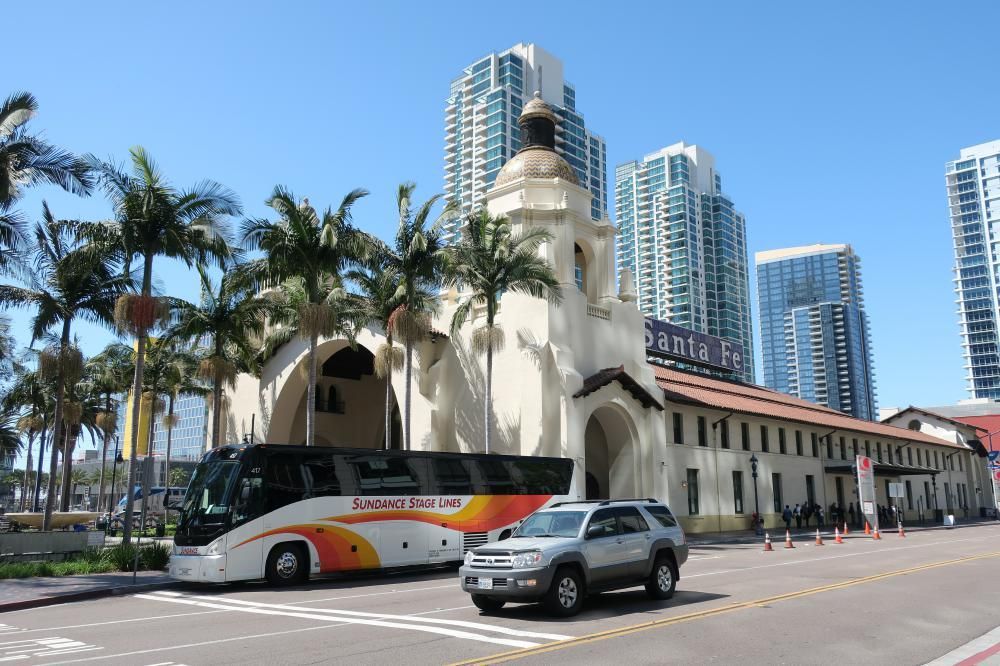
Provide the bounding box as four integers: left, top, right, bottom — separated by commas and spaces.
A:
672, 413, 684, 445
760, 425, 769, 453
853, 439, 859, 457
905, 480, 914, 510
779, 427, 787, 454
840, 436, 847, 460
732, 471, 744, 514
812, 433, 819, 458
907, 448, 913, 466
720, 421, 730, 449
741, 423, 750, 451
826, 435, 833, 459
865, 441, 871, 458
772, 473, 783, 513
697, 416, 708, 447
959, 456, 963, 472
687, 469, 700, 515
794, 430, 802, 456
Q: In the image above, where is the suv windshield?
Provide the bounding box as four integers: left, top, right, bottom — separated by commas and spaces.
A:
177, 460, 240, 529
514, 510, 586, 538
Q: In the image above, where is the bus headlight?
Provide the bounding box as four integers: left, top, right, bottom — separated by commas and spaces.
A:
464, 550, 475, 566
206, 537, 225, 556
512, 551, 542, 568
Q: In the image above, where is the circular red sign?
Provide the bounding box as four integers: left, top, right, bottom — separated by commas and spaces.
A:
994, 470, 1000, 481
860, 457, 872, 471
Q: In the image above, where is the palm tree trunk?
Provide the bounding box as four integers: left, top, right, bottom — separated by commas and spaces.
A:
164, 394, 175, 521
32, 420, 47, 512
306, 333, 318, 446
59, 427, 75, 512
485, 341, 493, 455
96, 394, 111, 512
384, 369, 392, 450
212, 379, 222, 448
20, 432, 34, 511
123, 253, 154, 544
404, 341, 413, 451
42, 319, 71, 530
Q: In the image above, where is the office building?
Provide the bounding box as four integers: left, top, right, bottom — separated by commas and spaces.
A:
756, 244, 877, 420
443, 42, 607, 240
946, 140, 1000, 399
616, 142, 754, 382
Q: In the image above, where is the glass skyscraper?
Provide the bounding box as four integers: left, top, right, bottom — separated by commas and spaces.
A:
616, 142, 754, 383
150, 394, 209, 462
756, 244, 877, 420
946, 140, 1000, 399
443, 43, 607, 241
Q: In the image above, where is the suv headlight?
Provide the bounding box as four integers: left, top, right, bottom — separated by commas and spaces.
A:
464, 550, 475, 566
511, 551, 543, 568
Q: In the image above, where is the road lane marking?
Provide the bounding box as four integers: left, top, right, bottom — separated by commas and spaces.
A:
8, 611, 231, 635
134, 594, 542, 648
925, 624, 1000, 665
0, 637, 102, 662
449, 550, 1000, 665
163, 592, 573, 641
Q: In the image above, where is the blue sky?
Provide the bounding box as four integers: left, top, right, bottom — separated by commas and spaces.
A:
6, 0, 1000, 411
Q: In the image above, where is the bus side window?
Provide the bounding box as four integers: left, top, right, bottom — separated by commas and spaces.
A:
303, 456, 340, 497
232, 476, 264, 526
264, 452, 307, 512
431, 458, 474, 495
474, 459, 516, 495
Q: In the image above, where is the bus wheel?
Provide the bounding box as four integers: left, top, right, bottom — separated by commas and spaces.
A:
266, 543, 307, 586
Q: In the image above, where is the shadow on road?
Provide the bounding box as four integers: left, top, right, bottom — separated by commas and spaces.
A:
478, 588, 730, 624
190, 564, 461, 597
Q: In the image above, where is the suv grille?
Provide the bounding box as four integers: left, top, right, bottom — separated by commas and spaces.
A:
469, 552, 513, 569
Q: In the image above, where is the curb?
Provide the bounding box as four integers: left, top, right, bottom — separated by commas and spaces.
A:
0, 580, 179, 614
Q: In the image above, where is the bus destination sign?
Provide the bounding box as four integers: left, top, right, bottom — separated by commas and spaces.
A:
644, 317, 744, 374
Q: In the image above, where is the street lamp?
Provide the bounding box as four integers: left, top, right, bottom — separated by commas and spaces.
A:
108, 437, 123, 524
750, 453, 762, 535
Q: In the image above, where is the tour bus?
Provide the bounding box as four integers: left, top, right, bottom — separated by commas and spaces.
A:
169, 444, 575, 584
110, 486, 186, 528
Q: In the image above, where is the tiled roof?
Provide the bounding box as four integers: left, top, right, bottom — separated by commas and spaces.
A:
651, 365, 966, 450
950, 415, 1000, 442
574, 366, 663, 411
881, 406, 983, 432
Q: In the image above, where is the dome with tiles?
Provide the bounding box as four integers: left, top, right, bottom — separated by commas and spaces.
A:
494, 92, 579, 188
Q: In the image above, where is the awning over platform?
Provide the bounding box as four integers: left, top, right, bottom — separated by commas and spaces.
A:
824, 462, 941, 477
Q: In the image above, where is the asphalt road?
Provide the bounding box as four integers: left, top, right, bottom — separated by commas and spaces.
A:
2, 523, 999, 666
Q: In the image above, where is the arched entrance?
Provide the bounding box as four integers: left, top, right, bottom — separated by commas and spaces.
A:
584, 404, 638, 500
274, 341, 401, 449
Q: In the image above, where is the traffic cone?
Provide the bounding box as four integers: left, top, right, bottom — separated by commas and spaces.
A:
898, 523, 905, 538
815, 528, 824, 546
873, 526, 881, 540
784, 529, 795, 548
864, 521, 870, 535
763, 532, 773, 552
843, 523, 849, 535
834, 527, 844, 544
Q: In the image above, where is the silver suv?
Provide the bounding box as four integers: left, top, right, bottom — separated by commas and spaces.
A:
459, 498, 687, 616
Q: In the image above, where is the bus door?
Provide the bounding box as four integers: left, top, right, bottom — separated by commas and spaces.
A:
353, 456, 427, 567
226, 456, 266, 581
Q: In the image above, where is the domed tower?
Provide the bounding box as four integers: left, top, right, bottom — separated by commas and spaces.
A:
487, 92, 617, 306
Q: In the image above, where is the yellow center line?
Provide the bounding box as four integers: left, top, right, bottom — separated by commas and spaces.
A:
449, 550, 1000, 666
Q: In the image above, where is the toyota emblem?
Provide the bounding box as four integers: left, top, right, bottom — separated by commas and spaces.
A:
487, 558, 495, 565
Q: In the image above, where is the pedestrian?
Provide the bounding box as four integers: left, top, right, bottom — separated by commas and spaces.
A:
817, 505, 825, 528
783, 505, 793, 530
794, 503, 802, 529
848, 502, 856, 527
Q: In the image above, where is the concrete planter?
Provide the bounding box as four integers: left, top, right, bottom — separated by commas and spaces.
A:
0, 531, 104, 561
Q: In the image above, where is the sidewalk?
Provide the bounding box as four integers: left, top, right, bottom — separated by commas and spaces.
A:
686, 517, 999, 546
0, 570, 178, 613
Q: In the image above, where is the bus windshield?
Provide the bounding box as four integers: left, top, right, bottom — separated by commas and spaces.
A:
178, 460, 241, 529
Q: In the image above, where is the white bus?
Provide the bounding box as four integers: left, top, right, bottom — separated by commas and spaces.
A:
110, 486, 187, 529
169, 444, 574, 584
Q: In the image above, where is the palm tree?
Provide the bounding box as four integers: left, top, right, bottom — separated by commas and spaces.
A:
59, 366, 107, 511
375, 183, 456, 450
167, 262, 273, 448
87, 147, 240, 542
159, 359, 204, 520
0, 208, 130, 527
15, 412, 43, 510
86, 343, 133, 513
241, 187, 370, 447
0, 91, 93, 274
444, 209, 561, 454
3, 359, 52, 511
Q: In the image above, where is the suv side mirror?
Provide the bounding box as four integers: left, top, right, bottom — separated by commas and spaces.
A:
586, 525, 604, 539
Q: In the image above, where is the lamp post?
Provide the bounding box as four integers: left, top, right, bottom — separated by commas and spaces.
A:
750, 453, 762, 535
108, 437, 122, 521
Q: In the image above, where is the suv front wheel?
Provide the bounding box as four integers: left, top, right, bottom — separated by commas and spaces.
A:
543, 566, 584, 616
645, 555, 677, 600
471, 594, 506, 612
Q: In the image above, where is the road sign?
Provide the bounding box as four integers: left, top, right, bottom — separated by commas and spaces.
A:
857, 455, 878, 531
989, 451, 1000, 462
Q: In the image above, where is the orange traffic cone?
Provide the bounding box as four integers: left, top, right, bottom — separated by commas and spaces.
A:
898, 523, 905, 538
873, 526, 881, 540
763, 533, 773, 552
834, 527, 844, 544
864, 521, 870, 535
784, 529, 795, 549
843, 523, 849, 535
815, 528, 825, 546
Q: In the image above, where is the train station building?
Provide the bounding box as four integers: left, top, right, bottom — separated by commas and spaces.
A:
225, 95, 991, 533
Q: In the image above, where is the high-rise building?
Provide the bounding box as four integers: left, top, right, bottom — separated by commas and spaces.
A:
946, 140, 1000, 400
755, 244, 877, 420
150, 394, 209, 462
616, 142, 754, 382
443, 43, 607, 240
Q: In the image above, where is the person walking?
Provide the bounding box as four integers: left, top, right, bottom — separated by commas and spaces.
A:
848, 502, 856, 528
794, 503, 802, 529
817, 504, 825, 529
783, 505, 793, 531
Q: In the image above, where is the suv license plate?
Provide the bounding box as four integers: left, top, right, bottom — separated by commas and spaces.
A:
477, 577, 493, 590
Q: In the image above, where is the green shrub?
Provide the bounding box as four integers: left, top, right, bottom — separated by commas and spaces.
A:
141, 543, 171, 571
106, 543, 139, 572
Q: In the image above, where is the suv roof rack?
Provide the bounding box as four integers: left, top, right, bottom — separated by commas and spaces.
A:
550, 498, 658, 508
